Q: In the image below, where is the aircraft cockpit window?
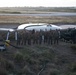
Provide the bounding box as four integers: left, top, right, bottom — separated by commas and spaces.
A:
47, 24, 52, 27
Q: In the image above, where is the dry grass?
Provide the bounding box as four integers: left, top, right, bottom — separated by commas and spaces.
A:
0, 15, 76, 24
0, 42, 76, 75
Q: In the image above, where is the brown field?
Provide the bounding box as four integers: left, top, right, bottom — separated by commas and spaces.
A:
0, 15, 76, 24
0, 7, 76, 24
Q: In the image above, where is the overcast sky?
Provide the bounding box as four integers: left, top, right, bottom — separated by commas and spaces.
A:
0, 0, 76, 7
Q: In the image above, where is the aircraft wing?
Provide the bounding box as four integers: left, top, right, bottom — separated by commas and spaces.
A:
51, 24, 62, 30
17, 23, 46, 30
17, 23, 62, 31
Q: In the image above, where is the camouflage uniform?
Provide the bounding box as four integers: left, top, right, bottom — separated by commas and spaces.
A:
27, 31, 32, 45
17, 32, 22, 45
53, 30, 59, 44
39, 30, 43, 44
44, 30, 49, 44
48, 30, 53, 45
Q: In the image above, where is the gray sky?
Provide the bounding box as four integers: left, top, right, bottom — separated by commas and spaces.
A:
0, 0, 76, 7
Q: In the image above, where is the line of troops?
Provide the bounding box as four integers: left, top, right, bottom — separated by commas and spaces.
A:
16, 29, 60, 45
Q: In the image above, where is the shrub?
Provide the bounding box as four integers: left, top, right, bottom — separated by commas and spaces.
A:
42, 68, 60, 75
69, 72, 76, 75
0, 68, 8, 75
69, 62, 76, 72
70, 44, 76, 50
0, 57, 15, 74
21, 65, 35, 75
5, 60, 15, 72
49, 69, 60, 75
14, 51, 24, 63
